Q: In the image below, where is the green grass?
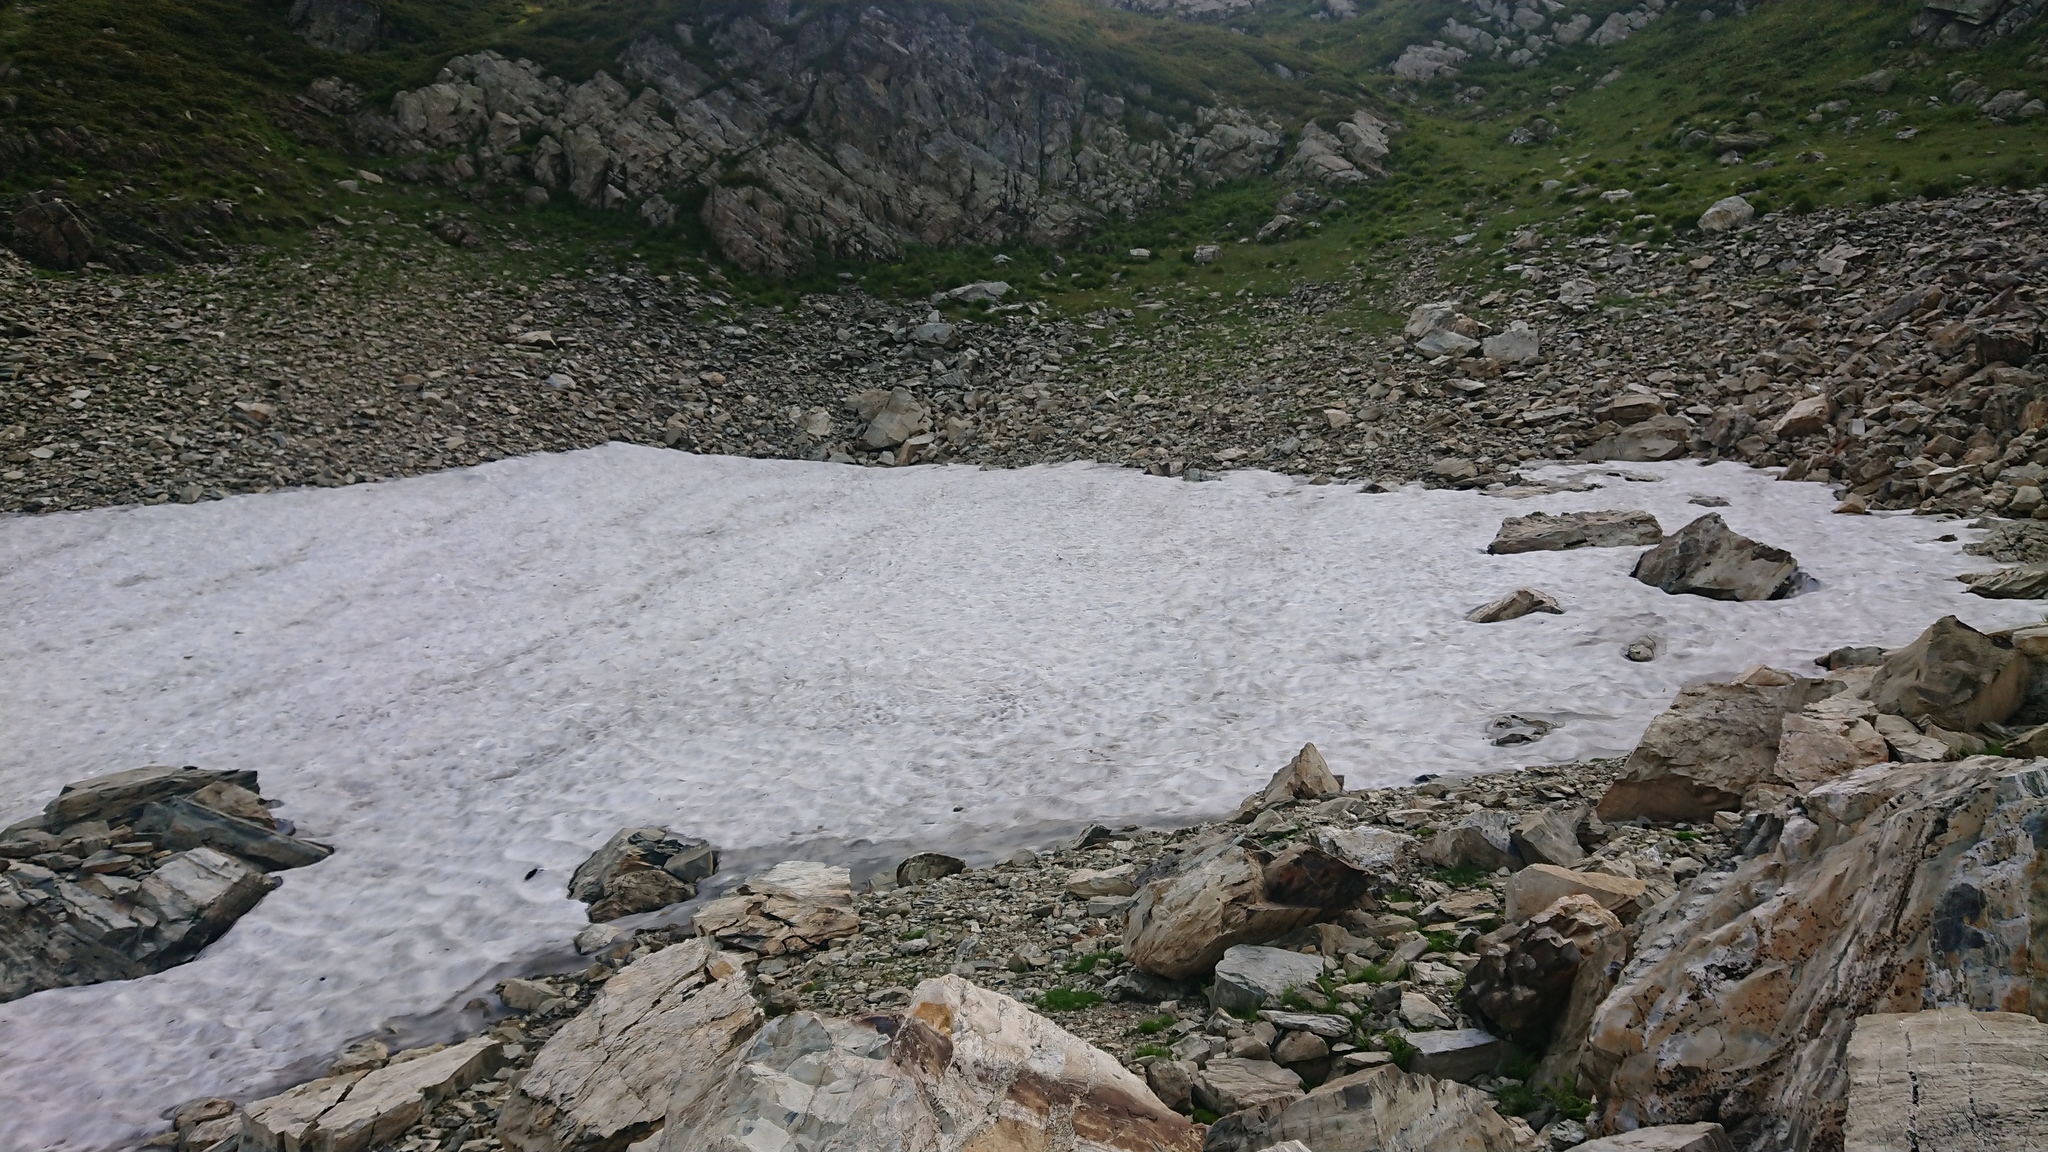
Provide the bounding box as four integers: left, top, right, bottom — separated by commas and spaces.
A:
1136, 1013, 1177, 1035
1423, 930, 1463, 955
1433, 865, 1491, 888
1132, 1042, 1173, 1060
1379, 1031, 1419, 1072
1064, 951, 1122, 974
898, 928, 926, 941
1035, 987, 1105, 1012
1494, 1081, 1596, 1121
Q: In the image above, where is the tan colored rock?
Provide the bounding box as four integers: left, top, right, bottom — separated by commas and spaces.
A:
652, 975, 1202, 1152
1194, 1057, 1307, 1116
1461, 895, 1625, 1048
1487, 510, 1662, 554
1065, 864, 1138, 897
1771, 712, 1889, 787
1466, 588, 1565, 623
186, 781, 277, 828
243, 1039, 501, 1152
689, 860, 859, 956
1582, 758, 2048, 1150
1246, 743, 1345, 812
1125, 839, 1367, 980
1573, 1124, 1733, 1152
1201, 1064, 1536, 1152
1504, 865, 1648, 924
1596, 667, 1820, 822
1845, 1009, 2048, 1152
496, 939, 762, 1152
1868, 615, 2026, 732
1771, 395, 1832, 439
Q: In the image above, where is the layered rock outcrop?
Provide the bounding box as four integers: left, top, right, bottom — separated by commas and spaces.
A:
343, 5, 1385, 277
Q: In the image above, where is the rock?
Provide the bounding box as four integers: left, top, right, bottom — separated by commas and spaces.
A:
652, 974, 1201, 1151
569, 828, 718, 923
1596, 667, 1821, 822
1466, 588, 1564, 623
944, 281, 1010, 305
1504, 865, 1648, 925
1259, 1011, 1355, 1039
1202, 1064, 1534, 1152
1771, 394, 1832, 438
573, 923, 624, 955
499, 977, 562, 1013
1211, 945, 1330, 1014
1770, 713, 1888, 789
1572, 1125, 1733, 1152
1844, 1009, 2048, 1152
1697, 195, 1754, 233
288, 0, 383, 54
1148, 1057, 1196, 1112
1423, 811, 1523, 873
134, 797, 334, 871
40, 765, 261, 830
1868, 615, 2026, 732
1630, 513, 1804, 601
1583, 757, 2048, 1148
854, 387, 930, 450
1399, 990, 1452, 1029
1272, 1028, 1329, 1066
9, 195, 98, 271
1962, 563, 2048, 598
1065, 864, 1138, 897
186, 781, 277, 828
496, 939, 760, 1152
895, 852, 967, 885
330, 1039, 389, 1076
1599, 394, 1667, 425
1461, 895, 1625, 1047
1125, 840, 1366, 980
1875, 714, 1953, 763
1510, 809, 1586, 868
1243, 742, 1346, 812
689, 860, 859, 956
1193, 1058, 1306, 1116
1624, 637, 1658, 663
1488, 510, 1663, 554
244, 1038, 503, 1152
1404, 1028, 1503, 1083
1482, 321, 1542, 364
1310, 826, 1412, 873
1582, 415, 1695, 463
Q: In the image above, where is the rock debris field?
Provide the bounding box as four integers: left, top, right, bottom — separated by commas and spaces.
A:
1, 443, 2041, 1150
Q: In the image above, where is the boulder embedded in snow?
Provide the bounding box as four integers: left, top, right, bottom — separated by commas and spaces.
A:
1867, 615, 2026, 733
649, 975, 1201, 1152
1505, 865, 1648, 925
1595, 667, 1821, 822
37, 764, 262, 829
1461, 894, 1625, 1048
1584, 757, 2048, 1148
1630, 513, 1804, 601
1423, 810, 1523, 873
1202, 1064, 1533, 1152
1961, 563, 2048, 599
689, 861, 859, 956
1844, 1009, 2048, 1152
496, 939, 760, 1152
1465, 588, 1564, 623
244, 1038, 503, 1152
1574, 1125, 1733, 1152
1125, 840, 1367, 980
1487, 510, 1663, 554
1211, 944, 1331, 1014
569, 827, 717, 922
135, 796, 333, 871
1697, 195, 1754, 233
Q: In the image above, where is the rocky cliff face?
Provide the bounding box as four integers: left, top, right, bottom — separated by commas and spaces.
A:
347, 3, 1391, 277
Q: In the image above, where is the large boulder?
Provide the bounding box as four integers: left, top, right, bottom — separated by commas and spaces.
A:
1595, 667, 1822, 823
649, 975, 1202, 1152
1423, 811, 1523, 873
1234, 743, 1346, 818
689, 861, 859, 956
1575, 1126, 1733, 1152
1844, 1009, 2048, 1152
1868, 615, 2026, 732
497, 940, 761, 1152
1582, 757, 2048, 1149
568, 827, 717, 922
8, 194, 99, 271
1124, 839, 1368, 980
1630, 514, 1805, 601
1193, 1057, 1306, 1116
1487, 510, 1663, 555
244, 1038, 504, 1152
1697, 195, 1754, 233
1201, 1064, 1535, 1152
1582, 415, 1695, 463
35, 765, 261, 830
1211, 944, 1330, 1014
1510, 808, 1586, 868
1461, 895, 1626, 1049
1504, 865, 1648, 925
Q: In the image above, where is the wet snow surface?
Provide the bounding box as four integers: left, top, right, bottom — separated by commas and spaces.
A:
0, 445, 2030, 1148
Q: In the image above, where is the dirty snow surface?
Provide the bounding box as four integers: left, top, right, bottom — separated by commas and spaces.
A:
0, 445, 2032, 1148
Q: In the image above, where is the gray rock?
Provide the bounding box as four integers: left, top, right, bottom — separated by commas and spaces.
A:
1466, 588, 1564, 623
1460, 895, 1624, 1047
8, 194, 99, 272
1844, 1009, 2048, 1152
1573, 1124, 1733, 1152
1126, 841, 1365, 980
1697, 195, 1754, 233
1192, 1057, 1305, 1116
1481, 321, 1542, 364
689, 861, 860, 956
288, 0, 383, 54
41, 765, 261, 830
135, 797, 334, 871
1310, 826, 1411, 873
1203, 1064, 1532, 1152
1211, 945, 1329, 1015
1258, 1011, 1355, 1039
1403, 1028, 1502, 1083
1424, 811, 1523, 873
895, 853, 967, 885
244, 1038, 503, 1152
1868, 615, 2026, 733
1582, 415, 1695, 462
568, 827, 717, 922
1630, 513, 1804, 601
1510, 808, 1586, 868
1962, 563, 2048, 598
1488, 510, 1663, 554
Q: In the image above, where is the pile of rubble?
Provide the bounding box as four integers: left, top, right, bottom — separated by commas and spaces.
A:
0, 765, 332, 1002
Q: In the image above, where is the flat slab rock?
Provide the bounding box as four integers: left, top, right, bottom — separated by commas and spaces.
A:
1574, 1124, 1734, 1152
1211, 944, 1330, 1015
243, 1037, 504, 1152
689, 860, 859, 956
1845, 1009, 2048, 1152
1630, 513, 1804, 601
1487, 510, 1663, 554
1203, 1064, 1534, 1152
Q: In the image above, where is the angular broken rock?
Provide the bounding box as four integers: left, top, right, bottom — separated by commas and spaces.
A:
1124, 839, 1366, 980
135, 797, 333, 871
1584, 757, 2048, 1149
1510, 808, 1586, 868
1504, 864, 1648, 925
650, 975, 1201, 1152
497, 939, 760, 1152
1595, 667, 1821, 823
1202, 1064, 1535, 1152
1487, 509, 1662, 554
244, 1038, 503, 1152
1423, 810, 1523, 873
1235, 742, 1345, 818
1582, 415, 1694, 463
1844, 1009, 2048, 1152
1630, 513, 1804, 601
1961, 563, 2048, 599
568, 827, 717, 922
1065, 864, 1137, 897
1770, 712, 1888, 789
1867, 615, 2026, 733
1465, 588, 1564, 623
1461, 894, 1625, 1048
1193, 1057, 1306, 1116
895, 852, 966, 886
689, 861, 858, 956
1573, 1125, 1733, 1152
38, 765, 260, 830
1403, 1028, 1503, 1083
1210, 944, 1330, 1015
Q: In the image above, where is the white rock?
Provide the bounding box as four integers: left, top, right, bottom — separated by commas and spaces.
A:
1697, 195, 1754, 233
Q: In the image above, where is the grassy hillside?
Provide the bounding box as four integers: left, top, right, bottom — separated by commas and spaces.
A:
0, 0, 2043, 310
